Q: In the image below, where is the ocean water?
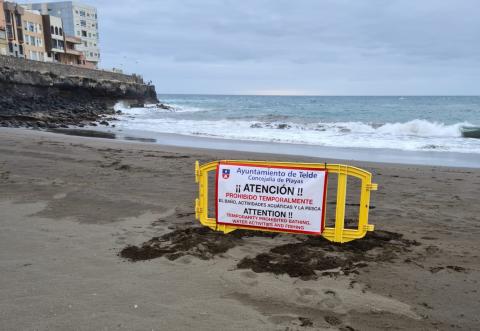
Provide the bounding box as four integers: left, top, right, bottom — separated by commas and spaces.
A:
113, 95, 480, 155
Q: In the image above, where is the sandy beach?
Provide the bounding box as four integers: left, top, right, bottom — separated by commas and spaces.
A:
1, 127, 479, 330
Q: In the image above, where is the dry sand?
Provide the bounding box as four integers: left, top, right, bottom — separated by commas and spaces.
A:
0, 128, 479, 330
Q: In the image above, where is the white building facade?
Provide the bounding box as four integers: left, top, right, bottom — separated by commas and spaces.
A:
23, 1, 99, 67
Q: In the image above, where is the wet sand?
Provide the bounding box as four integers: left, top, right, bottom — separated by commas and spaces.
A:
0, 128, 479, 330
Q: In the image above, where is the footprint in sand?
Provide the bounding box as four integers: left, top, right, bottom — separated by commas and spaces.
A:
267, 314, 298, 325
240, 271, 259, 286
239, 246, 255, 254
115, 236, 127, 245
53, 192, 67, 200
177, 256, 192, 264
319, 296, 343, 309
241, 270, 258, 279
295, 287, 319, 304
324, 315, 343, 326
318, 290, 343, 309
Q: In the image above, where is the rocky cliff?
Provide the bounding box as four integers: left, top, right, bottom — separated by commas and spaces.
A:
0, 55, 158, 128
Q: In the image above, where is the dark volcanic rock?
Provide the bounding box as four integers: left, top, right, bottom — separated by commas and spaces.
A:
0, 59, 158, 128
157, 103, 173, 110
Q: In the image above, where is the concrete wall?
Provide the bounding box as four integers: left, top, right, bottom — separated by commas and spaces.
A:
0, 54, 145, 84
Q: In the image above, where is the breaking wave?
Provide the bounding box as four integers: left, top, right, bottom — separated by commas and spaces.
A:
115, 101, 207, 114
246, 119, 473, 138
110, 111, 480, 153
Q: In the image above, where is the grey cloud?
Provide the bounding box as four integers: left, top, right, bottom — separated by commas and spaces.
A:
48, 0, 480, 94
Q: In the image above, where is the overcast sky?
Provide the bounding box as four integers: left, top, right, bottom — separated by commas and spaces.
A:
58, 1, 480, 95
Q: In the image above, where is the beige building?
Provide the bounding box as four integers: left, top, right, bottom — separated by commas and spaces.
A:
22, 9, 45, 61
0, 0, 8, 55
59, 34, 84, 66
3, 1, 25, 57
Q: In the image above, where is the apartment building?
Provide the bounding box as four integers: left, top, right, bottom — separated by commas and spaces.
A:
3, 1, 25, 57
41, 14, 64, 62
22, 8, 44, 60
1, 0, 97, 68
0, 0, 8, 55
23, 1, 99, 67
59, 34, 87, 66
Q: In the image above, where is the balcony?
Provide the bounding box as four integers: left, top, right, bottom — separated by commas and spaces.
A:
65, 48, 82, 56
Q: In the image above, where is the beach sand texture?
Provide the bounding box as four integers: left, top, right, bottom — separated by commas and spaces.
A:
0, 128, 479, 330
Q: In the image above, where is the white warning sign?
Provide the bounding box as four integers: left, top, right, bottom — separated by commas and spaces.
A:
216, 162, 328, 235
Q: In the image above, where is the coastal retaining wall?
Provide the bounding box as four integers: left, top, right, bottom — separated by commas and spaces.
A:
0, 55, 144, 84
0, 55, 158, 103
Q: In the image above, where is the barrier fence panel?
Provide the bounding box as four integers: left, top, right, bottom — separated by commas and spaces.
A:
195, 160, 378, 243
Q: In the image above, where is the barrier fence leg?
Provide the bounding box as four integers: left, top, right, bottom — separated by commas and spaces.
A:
334, 167, 348, 243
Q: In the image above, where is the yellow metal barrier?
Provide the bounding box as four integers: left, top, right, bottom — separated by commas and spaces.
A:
195, 160, 378, 243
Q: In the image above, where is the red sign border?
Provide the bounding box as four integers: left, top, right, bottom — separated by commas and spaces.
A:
215, 161, 328, 235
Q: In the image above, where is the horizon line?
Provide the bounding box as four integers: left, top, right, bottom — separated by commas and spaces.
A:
155, 93, 480, 97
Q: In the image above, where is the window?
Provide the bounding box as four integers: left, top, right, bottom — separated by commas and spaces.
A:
80, 20, 86, 27
81, 30, 87, 37
8, 42, 13, 53
29, 50, 41, 61
6, 25, 14, 39
19, 44, 23, 55
79, 10, 85, 17
76, 30, 80, 36
83, 41, 87, 46
25, 35, 33, 45
59, 28, 63, 36
55, 27, 59, 35
88, 33, 91, 37
51, 26, 54, 34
